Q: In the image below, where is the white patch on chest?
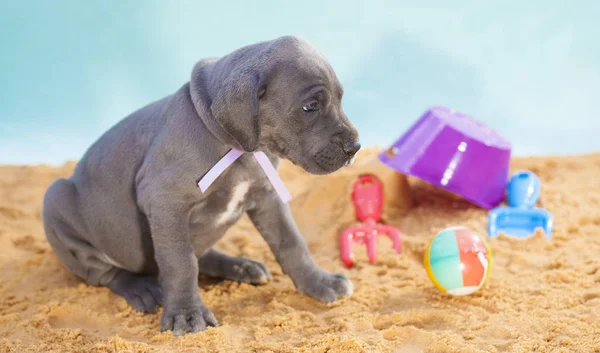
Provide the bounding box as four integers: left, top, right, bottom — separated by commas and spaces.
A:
215, 181, 250, 226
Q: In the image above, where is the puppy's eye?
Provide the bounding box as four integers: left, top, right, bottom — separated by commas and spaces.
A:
302, 101, 319, 112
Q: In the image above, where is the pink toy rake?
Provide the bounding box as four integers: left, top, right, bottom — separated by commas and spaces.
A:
340, 174, 403, 268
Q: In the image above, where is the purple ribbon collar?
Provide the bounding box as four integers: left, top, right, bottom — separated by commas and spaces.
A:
197, 148, 292, 203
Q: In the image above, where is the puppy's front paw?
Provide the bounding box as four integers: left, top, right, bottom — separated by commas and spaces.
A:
296, 269, 354, 303
161, 302, 218, 336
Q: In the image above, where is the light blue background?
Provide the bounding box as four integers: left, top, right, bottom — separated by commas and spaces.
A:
1, 1, 599, 166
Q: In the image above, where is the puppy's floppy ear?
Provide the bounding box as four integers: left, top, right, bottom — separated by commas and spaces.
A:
209, 64, 266, 152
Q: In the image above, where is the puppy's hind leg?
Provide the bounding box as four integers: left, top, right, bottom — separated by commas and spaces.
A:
43, 178, 121, 287
197, 248, 272, 285
107, 270, 163, 313
43, 179, 162, 313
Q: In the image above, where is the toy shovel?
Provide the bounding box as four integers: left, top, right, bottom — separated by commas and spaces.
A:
340, 174, 403, 268
488, 170, 553, 240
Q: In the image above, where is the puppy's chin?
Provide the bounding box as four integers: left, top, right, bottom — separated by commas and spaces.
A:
303, 157, 352, 175
275, 148, 353, 175
279, 155, 335, 175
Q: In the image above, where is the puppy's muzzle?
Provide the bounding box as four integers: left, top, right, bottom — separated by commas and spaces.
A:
342, 141, 361, 157
343, 141, 361, 166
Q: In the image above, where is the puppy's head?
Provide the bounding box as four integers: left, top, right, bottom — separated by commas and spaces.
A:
197, 35, 360, 175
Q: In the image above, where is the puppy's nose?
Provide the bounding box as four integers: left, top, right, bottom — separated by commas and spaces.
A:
343, 141, 361, 156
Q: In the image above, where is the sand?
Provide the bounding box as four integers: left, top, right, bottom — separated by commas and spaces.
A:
0, 148, 599, 353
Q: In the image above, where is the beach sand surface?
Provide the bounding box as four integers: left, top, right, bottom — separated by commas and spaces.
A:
0, 148, 599, 352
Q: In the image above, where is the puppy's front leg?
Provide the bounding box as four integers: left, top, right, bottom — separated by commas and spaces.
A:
247, 196, 353, 303
145, 201, 218, 336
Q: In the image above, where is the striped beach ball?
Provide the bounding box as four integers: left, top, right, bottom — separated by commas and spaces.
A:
424, 226, 492, 296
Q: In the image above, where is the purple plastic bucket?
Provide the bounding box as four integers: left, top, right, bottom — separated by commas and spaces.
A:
379, 106, 511, 209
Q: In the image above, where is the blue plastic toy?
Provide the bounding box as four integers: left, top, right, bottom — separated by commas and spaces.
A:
488, 170, 553, 240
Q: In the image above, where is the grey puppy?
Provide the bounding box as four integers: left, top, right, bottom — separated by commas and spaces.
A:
42, 35, 361, 336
